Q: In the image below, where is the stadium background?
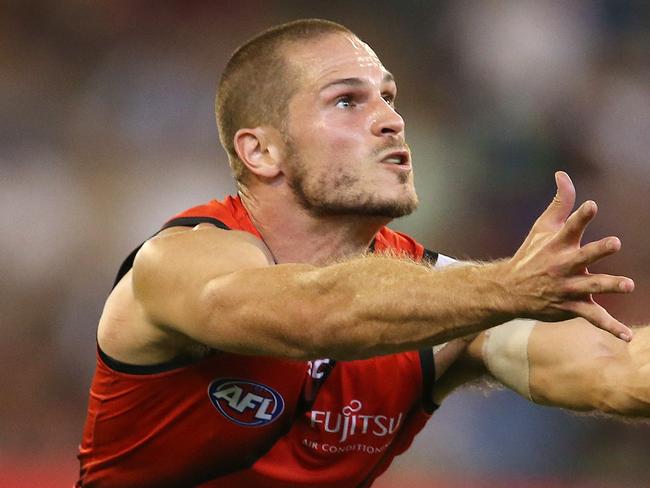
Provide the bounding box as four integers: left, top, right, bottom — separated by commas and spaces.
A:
1, 1, 649, 486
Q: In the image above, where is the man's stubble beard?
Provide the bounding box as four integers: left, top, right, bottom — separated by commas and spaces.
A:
284, 137, 419, 219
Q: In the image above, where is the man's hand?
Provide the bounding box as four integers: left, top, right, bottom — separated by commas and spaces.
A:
503, 171, 634, 341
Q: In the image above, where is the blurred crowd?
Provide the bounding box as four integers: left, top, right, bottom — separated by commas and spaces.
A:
1, 0, 648, 486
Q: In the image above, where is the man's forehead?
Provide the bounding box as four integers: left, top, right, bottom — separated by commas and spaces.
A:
288, 33, 390, 86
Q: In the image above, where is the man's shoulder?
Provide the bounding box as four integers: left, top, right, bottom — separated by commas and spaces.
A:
165, 196, 234, 225
161, 195, 260, 237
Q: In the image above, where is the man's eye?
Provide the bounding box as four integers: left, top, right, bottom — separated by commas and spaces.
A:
382, 94, 395, 106
335, 96, 355, 108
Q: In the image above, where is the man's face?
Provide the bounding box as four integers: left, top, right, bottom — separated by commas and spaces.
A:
280, 33, 418, 219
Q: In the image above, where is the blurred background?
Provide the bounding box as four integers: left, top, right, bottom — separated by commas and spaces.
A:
1, 0, 649, 486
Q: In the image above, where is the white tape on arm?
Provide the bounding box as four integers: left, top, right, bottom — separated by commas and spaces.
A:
482, 319, 536, 400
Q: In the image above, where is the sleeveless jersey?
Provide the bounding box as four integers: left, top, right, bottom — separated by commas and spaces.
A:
77, 195, 445, 488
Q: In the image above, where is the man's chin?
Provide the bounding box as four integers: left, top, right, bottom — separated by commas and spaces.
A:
306, 197, 419, 219
289, 172, 419, 219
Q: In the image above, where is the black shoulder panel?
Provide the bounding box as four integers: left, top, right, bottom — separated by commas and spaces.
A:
418, 348, 439, 413
112, 245, 144, 289
97, 345, 205, 374
161, 216, 230, 231
422, 248, 439, 266
112, 217, 231, 289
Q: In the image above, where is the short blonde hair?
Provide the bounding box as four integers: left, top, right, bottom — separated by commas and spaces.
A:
215, 19, 352, 185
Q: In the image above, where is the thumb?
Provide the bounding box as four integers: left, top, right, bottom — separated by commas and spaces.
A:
535, 171, 576, 231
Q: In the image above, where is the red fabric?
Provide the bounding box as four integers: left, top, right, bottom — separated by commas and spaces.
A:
77, 351, 306, 487
166, 195, 263, 239
374, 226, 425, 261
77, 195, 434, 487
210, 351, 426, 488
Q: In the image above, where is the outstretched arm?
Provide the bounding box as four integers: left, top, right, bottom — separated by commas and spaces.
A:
452, 319, 650, 417
528, 320, 649, 416
130, 172, 634, 361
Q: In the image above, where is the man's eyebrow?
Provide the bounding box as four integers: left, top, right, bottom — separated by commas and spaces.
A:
319, 72, 396, 92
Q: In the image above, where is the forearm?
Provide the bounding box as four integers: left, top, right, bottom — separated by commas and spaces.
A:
595, 325, 650, 416
134, 192, 636, 362
201, 255, 518, 360
528, 321, 650, 416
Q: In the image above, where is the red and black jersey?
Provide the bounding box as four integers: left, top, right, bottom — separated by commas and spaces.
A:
77, 195, 446, 488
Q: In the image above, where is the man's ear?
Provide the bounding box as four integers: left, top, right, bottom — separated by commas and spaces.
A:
233, 127, 283, 179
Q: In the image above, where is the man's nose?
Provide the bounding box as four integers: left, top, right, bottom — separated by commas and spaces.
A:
370, 99, 405, 137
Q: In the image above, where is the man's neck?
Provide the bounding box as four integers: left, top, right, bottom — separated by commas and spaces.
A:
239, 189, 389, 265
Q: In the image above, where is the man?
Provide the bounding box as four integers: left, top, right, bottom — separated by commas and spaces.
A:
76, 19, 649, 487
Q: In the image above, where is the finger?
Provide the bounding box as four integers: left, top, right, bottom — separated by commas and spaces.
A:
569, 236, 621, 270
555, 200, 597, 246
534, 171, 576, 232
564, 274, 635, 296
566, 300, 633, 342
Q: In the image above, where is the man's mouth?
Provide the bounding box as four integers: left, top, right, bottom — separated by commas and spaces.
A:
380, 150, 411, 168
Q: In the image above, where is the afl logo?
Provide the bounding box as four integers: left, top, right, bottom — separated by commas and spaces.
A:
208, 378, 285, 427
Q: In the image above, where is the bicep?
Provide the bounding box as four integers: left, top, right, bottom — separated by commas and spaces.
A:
131, 225, 275, 343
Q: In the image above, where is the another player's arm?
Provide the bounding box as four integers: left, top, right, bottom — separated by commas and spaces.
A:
529, 320, 649, 416
449, 319, 650, 416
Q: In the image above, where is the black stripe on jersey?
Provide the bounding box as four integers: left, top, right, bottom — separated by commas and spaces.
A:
423, 248, 439, 266
113, 245, 145, 289
161, 216, 230, 231
295, 359, 337, 415
97, 345, 206, 374
419, 348, 439, 413
368, 239, 439, 267
112, 217, 231, 288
